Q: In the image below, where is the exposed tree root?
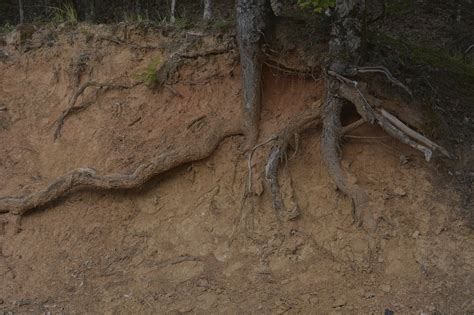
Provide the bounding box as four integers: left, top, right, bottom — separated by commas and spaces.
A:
264, 104, 321, 220
54, 80, 143, 140
336, 80, 452, 161
0, 118, 242, 216
321, 89, 369, 224
54, 45, 235, 140
236, 0, 269, 148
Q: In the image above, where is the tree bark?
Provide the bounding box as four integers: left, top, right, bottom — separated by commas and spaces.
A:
171, 0, 177, 23
235, 0, 270, 147
18, 0, 24, 24
327, 0, 366, 74
203, 0, 212, 20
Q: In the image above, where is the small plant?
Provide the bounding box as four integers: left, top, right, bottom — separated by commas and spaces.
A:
0, 22, 14, 33
136, 55, 162, 86
52, 1, 78, 25
173, 17, 188, 29
298, 0, 336, 13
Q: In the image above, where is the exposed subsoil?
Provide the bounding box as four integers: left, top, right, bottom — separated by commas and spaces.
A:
0, 24, 473, 314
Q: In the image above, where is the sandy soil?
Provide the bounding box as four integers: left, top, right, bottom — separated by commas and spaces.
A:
0, 24, 473, 314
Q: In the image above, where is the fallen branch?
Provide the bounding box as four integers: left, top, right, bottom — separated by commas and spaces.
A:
0, 118, 242, 216
352, 65, 413, 97
337, 83, 452, 161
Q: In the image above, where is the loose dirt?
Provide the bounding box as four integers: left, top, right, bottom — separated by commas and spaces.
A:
0, 24, 472, 314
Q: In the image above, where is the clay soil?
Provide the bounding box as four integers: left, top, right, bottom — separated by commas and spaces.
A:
0, 24, 473, 314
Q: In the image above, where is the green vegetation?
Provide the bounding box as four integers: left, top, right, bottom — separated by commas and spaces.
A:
385, 0, 415, 15
0, 22, 13, 33
51, 1, 78, 25
137, 55, 162, 86
375, 34, 474, 78
297, 0, 336, 13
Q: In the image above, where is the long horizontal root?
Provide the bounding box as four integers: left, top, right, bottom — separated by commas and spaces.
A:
1, 118, 242, 216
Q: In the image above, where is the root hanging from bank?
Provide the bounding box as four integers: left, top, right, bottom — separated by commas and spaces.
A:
0, 118, 242, 216
264, 103, 321, 220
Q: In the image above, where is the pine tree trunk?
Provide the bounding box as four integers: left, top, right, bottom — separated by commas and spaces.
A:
235, 0, 269, 147
203, 0, 212, 20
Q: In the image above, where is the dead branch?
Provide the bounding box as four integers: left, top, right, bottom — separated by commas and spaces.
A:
337, 83, 452, 160
0, 118, 242, 216
342, 118, 365, 134
380, 109, 452, 158
352, 65, 413, 97
54, 80, 142, 140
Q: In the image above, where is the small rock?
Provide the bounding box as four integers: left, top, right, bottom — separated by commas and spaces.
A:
196, 278, 210, 289
399, 154, 409, 165
393, 187, 406, 196
365, 292, 376, 299
377, 256, 384, 263
309, 296, 319, 305
332, 298, 346, 308
280, 279, 290, 285
384, 309, 394, 315
19, 298, 31, 306
255, 179, 264, 196
412, 231, 420, 239
178, 305, 194, 313
347, 173, 358, 184
380, 284, 391, 293
0, 298, 4, 304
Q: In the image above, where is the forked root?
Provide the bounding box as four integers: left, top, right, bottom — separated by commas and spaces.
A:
263, 103, 321, 220
320, 92, 369, 224
0, 118, 242, 216
54, 80, 142, 140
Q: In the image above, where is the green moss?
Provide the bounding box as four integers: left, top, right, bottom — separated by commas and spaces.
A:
137, 55, 162, 87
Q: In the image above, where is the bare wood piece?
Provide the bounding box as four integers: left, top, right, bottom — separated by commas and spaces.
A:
337, 81, 452, 161
0, 119, 242, 216
380, 109, 452, 158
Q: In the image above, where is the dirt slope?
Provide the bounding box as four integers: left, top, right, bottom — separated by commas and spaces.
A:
0, 24, 473, 314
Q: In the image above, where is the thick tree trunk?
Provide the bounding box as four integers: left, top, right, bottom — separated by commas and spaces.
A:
327, 0, 366, 74
203, 0, 212, 20
18, 0, 24, 24
321, 0, 369, 223
235, 0, 269, 148
171, 0, 177, 23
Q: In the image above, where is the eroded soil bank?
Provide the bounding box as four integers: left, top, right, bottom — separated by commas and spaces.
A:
0, 24, 473, 314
